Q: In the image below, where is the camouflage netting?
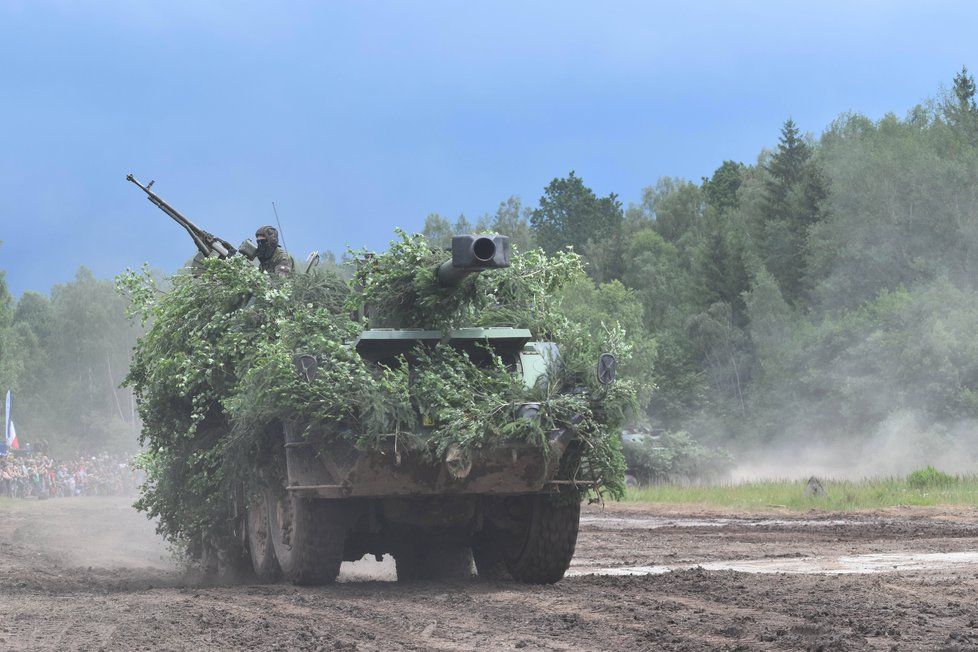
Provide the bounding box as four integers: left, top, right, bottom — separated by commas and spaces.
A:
118, 231, 643, 548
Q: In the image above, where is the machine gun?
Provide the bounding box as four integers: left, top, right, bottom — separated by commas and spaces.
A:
126, 174, 255, 260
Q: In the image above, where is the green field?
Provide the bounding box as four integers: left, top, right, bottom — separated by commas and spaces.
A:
623, 470, 978, 511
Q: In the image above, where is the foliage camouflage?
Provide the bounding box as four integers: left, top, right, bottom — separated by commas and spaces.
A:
117, 233, 642, 546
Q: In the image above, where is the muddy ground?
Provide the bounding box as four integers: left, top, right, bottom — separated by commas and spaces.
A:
3, 498, 978, 650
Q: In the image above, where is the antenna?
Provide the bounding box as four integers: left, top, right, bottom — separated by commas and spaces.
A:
272, 201, 287, 252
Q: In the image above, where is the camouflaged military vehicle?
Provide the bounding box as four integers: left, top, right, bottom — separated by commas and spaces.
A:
224, 235, 602, 585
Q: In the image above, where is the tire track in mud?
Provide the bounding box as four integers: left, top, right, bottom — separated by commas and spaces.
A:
194, 588, 475, 650
479, 581, 758, 651
164, 584, 595, 651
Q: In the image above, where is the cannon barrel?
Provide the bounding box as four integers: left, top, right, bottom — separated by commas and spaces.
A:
436, 234, 511, 287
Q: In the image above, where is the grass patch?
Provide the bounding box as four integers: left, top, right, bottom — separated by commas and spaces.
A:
624, 472, 978, 511
906, 465, 957, 489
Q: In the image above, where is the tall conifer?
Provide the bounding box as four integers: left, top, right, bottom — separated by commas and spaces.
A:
756, 119, 826, 305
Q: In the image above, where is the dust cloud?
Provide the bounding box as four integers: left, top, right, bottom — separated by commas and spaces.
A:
730, 410, 978, 481
1, 496, 175, 571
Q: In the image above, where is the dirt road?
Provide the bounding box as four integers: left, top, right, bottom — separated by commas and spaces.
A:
2, 497, 978, 650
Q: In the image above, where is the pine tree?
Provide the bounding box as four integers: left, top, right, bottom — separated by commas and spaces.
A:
944, 65, 978, 143
952, 66, 976, 114
694, 213, 750, 325
765, 119, 811, 206
756, 119, 826, 305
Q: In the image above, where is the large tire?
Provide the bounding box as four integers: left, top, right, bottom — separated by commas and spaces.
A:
199, 538, 219, 579
217, 540, 255, 583
266, 488, 347, 585
394, 543, 474, 582
247, 497, 281, 583
471, 533, 512, 581
505, 495, 581, 584
200, 538, 253, 583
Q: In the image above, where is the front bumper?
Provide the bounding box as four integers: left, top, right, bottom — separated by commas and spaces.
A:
284, 421, 580, 499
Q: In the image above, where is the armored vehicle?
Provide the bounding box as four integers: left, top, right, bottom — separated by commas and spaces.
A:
124, 177, 618, 585
220, 235, 604, 585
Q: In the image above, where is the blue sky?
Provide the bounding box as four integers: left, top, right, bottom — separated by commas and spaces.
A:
1, 1, 976, 295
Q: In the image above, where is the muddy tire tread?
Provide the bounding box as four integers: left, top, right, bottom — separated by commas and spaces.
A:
247, 501, 281, 583
506, 496, 581, 584
472, 536, 512, 580
276, 497, 346, 585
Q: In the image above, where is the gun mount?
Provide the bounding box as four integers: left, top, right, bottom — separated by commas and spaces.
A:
436, 234, 511, 287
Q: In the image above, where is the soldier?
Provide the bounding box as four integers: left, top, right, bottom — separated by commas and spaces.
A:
255, 226, 294, 275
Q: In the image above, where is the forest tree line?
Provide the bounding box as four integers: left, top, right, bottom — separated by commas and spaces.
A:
3, 68, 978, 465
0, 267, 139, 455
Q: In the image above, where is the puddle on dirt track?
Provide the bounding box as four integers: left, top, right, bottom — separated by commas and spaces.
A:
579, 515, 863, 530
569, 550, 978, 577
345, 515, 978, 582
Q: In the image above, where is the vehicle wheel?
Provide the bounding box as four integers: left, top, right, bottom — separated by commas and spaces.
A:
200, 538, 219, 579
505, 495, 581, 584
201, 536, 254, 583
265, 487, 347, 585
471, 532, 511, 580
219, 546, 255, 583
394, 543, 474, 582
247, 496, 281, 583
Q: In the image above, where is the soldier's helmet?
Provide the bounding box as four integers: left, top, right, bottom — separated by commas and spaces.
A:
255, 226, 279, 248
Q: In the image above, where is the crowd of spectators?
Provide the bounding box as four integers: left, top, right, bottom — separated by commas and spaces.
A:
0, 453, 142, 499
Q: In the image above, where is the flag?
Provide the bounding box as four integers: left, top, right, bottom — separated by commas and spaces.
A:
4, 390, 9, 447
7, 421, 18, 450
